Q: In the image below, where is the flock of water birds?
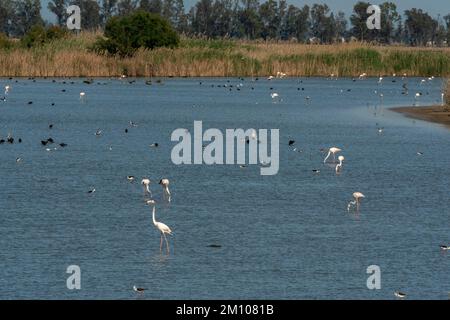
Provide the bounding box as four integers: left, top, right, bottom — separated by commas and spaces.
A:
1, 73, 448, 299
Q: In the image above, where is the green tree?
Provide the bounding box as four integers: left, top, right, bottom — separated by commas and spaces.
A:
190, 0, 214, 36
118, 0, 138, 16
378, 2, 400, 44
310, 4, 335, 43
14, 0, 43, 36
282, 4, 308, 41
210, 0, 234, 37
443, 14, 450, 45
173, 0, 188, 32
98, 10, 179, 56
0, 0, 15, 36
259, 0, 279, 39
238, 0, 261, 39
404, 8, 438, 46
334, 11, 347, 42
48, 0, 67, 26
100, 0, 119, 26
350, 1, 373, 41
139, 0, 162, 14
70, 0, 101, 30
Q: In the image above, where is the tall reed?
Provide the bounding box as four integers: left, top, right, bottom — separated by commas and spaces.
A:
1, 32, 450, 77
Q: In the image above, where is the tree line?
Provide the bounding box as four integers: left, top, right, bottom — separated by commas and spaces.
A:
1, 0, 449, 46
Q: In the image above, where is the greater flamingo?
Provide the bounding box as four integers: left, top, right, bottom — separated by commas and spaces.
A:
147, 200, 172, 254
159, 179, 171, 202
324, 147, 342, 163
335, 155, 344, 173
141, 178, 152, 196
347, 192, 365, 212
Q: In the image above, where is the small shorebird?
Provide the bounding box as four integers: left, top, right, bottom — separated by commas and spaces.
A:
127, 176, 135, 182
133, 285, 145, 293
87, 188, 96, 194
394, 291, 406, 299
440, 245, 450, 251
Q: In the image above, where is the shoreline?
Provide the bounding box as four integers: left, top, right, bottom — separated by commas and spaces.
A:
391, 106, 450, 129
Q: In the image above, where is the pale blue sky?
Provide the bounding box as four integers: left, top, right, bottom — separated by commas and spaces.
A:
40, 0, 448, 22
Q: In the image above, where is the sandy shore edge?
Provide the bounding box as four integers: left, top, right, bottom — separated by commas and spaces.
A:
391, 105, 450, 129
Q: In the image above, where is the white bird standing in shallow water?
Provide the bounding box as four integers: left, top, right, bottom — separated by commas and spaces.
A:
133, 285, 145, 293
347, 192, 365, 212
80, 92, 86, 101
147, 200, 172, 254
324, 147, 342, 163
335, 155, 344, 173
159, 179, 171, 202
270, 92, 280, 102
141, 178, 152, 197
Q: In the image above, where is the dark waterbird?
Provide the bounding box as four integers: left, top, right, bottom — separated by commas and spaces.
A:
41, 138, 54, 146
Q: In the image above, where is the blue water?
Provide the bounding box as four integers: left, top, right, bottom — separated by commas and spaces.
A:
0, 77, 449, 300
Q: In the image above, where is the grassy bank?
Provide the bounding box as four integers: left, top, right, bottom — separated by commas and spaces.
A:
1, 32, 450, 77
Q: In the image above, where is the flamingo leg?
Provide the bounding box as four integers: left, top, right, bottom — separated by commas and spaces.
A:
163, 233, 170, 254
160, 234, 163, 252
147, 186, 153, 198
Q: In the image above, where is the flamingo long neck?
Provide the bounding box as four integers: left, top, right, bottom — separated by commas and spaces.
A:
324, 151, 331, 163
152, 205, 157, 225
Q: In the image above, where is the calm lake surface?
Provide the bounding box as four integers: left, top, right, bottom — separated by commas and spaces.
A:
0, 77, 449, 300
